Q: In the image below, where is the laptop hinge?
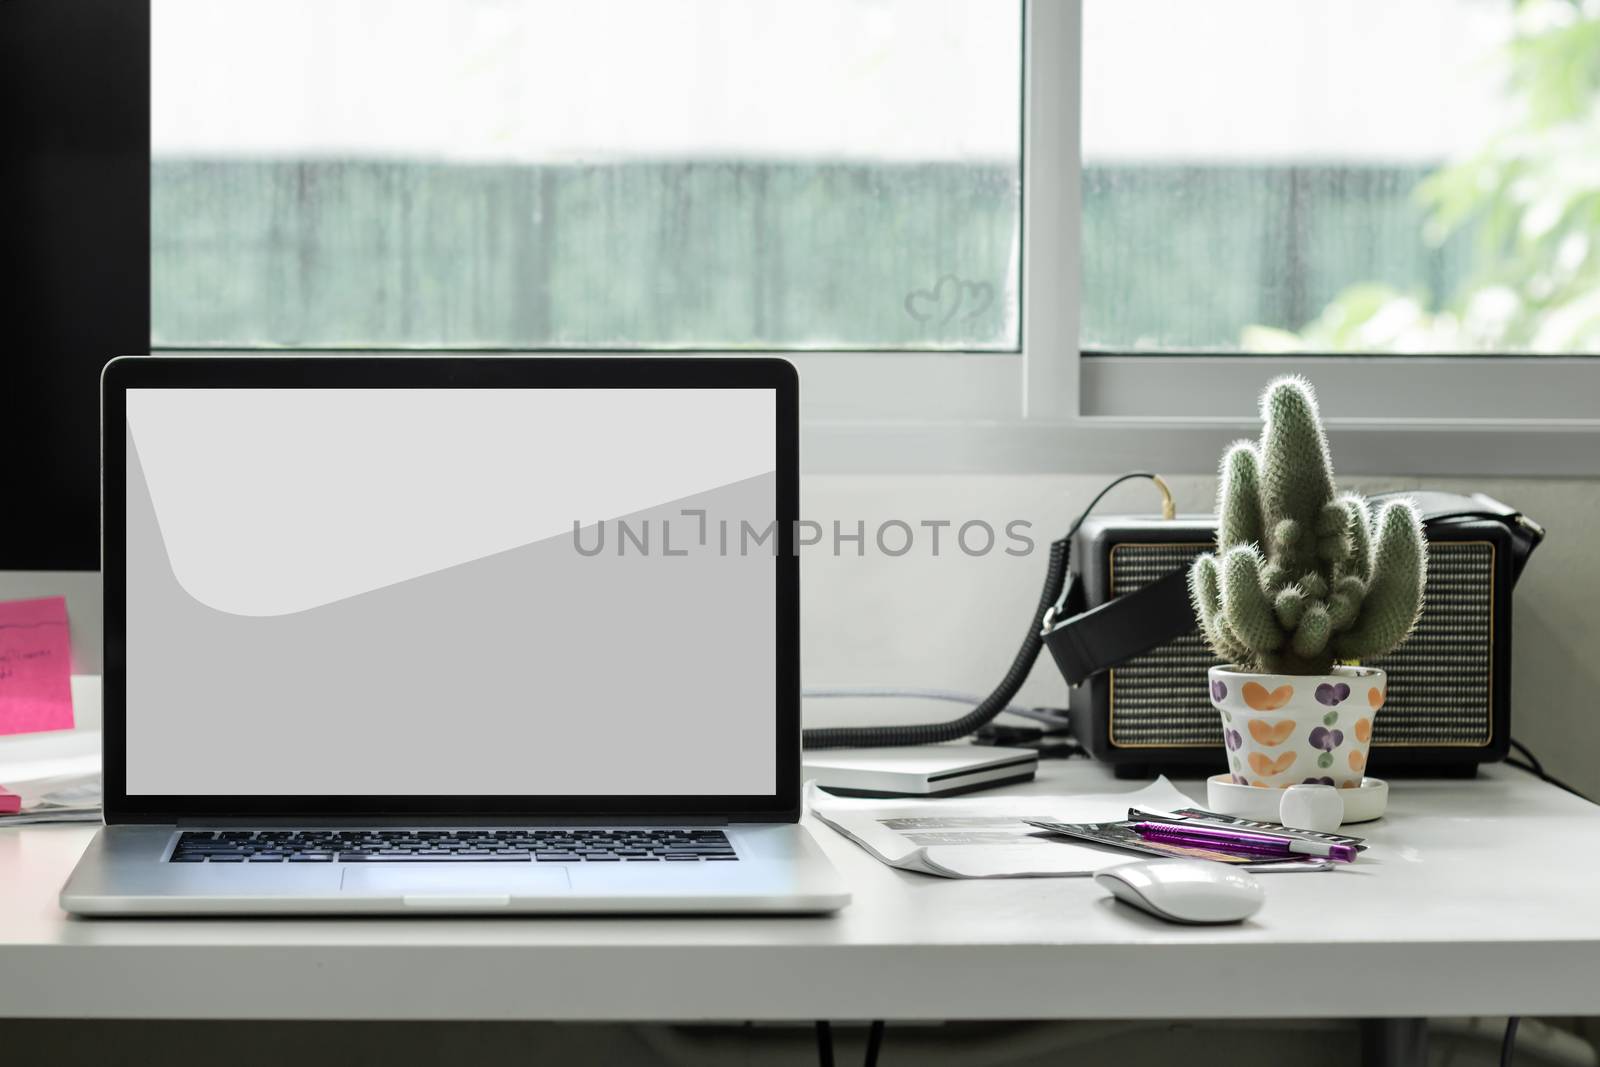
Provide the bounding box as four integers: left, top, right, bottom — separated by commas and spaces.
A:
174, 815, 735, 828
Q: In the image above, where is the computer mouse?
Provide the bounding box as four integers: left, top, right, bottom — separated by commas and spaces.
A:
1093, 859, 1264, 924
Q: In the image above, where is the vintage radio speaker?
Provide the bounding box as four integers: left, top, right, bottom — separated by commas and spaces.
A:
1052, 493, 1542, 779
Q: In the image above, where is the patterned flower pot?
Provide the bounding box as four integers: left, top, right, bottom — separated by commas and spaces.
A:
1208, 664, 1385, 789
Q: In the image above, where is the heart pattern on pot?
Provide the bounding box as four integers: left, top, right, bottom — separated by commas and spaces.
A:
1246, 719, 1295, 746
1242, 682, 1294, 710
1308, 726, 1345, 752
1315, 682, 1351, 706
1248, 751, 1297, 776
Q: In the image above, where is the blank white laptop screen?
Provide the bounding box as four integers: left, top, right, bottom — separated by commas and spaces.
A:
123, 388, 777, 796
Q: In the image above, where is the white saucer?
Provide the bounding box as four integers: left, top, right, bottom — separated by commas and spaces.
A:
1205, 774, 1388, 825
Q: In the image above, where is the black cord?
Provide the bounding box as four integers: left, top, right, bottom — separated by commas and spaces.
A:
815, 1020, 834, 1067
1505, 744, 1595, 804
800, 535, 1068, 750
864, 1020, 885, 1067
1501, 1016, 1519, 1067
802, 473, 1169, 750
1508, 738, 1545, 776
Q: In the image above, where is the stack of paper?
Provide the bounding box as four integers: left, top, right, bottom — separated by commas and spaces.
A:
0, 772, 102, 824
808, 778, 1336, 878
0, 727, 102, 826
808, 777, 1198, 878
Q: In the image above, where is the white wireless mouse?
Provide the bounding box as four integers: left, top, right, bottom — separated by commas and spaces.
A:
1093, 859, 1264, 924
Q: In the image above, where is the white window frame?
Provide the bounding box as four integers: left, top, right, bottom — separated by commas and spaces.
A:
797, 0, 1600, 476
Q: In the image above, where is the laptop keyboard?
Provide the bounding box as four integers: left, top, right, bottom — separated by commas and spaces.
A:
169, 828, 738, 863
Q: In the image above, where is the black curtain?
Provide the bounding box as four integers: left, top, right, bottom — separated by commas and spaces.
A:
1, 0, 149, 569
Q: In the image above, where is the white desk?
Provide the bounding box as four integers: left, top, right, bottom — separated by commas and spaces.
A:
2, 758, 1598, 1031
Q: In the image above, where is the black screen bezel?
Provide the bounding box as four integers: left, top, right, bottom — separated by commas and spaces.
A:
102, 355, 800, 823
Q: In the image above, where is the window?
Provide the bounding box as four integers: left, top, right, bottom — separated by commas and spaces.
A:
1082, 0, 1600, 357
150, 0, 1599, 473
151, 0, 1022, 351
1065, 0, 1600, 463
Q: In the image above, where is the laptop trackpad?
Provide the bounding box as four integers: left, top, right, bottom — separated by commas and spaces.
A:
341, 866, 571, 905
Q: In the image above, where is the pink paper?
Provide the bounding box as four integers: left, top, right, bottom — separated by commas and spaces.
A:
0, 786, 19, 815
0, 596, 75, 736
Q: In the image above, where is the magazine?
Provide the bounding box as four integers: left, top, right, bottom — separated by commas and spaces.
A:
1023, 807, 1363, 866
808, 779, 1334, 879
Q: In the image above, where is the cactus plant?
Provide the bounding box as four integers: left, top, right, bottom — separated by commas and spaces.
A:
1189, 376, 1428, 675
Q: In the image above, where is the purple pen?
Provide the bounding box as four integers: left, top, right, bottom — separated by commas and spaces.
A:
1134, 821, 1357, 863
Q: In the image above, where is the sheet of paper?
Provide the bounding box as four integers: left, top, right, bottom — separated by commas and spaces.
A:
0, 728, 101, 785
808, 777, 1201, 879
0, 596, 75, 736
0, 727, 103, 825
0, 769, 101, 820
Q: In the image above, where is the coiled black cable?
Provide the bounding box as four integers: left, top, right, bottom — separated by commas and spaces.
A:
802, 473, 1170, 750
802, 536, 1070, 749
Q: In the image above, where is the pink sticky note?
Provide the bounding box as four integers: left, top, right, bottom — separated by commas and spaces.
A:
0, 596, 75, 736
0, 786, 20, 815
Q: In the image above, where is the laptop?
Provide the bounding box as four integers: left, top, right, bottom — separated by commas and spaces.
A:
62, 355, 848, 916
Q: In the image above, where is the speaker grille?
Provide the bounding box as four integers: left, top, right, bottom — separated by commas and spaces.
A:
1106, 541, 1495, 749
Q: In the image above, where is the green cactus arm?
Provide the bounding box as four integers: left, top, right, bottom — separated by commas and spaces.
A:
1340, 493, 1374, 584
1190, 552, 1251, 664
1212, 575, 1254, 664
1274, 585, 1307, 629
1216, 441, 1264, 551
1257, 377, 1337, 561
1188, 552, 1223, 633
1290, 601, 1332, 661
1315, 501, 1347, 537
1220, 545, 1285, 654
1315, 500, 1354, 564
1191, 552, 1220, 606
1215, 618, 1255, 668
1265, 521, 1306, 593
1328, 575, 1365, 631
1334, 500, 1427, 661
1298, 570, 1329, 599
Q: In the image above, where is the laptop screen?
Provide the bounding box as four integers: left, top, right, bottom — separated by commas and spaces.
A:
122, 385, 778, 799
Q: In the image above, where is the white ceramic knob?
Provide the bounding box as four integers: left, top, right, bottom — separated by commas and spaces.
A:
1279, 784, 1343, 833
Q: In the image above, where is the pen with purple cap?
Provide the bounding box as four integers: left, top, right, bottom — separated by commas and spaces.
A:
1132, 820, 1358, 863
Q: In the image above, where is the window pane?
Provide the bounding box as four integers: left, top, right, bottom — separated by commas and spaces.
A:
1082, 0, 1600, 355
151, 0, 1021, 350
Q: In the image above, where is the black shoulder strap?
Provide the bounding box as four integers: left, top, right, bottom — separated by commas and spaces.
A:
1041, 568, 1195, 687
